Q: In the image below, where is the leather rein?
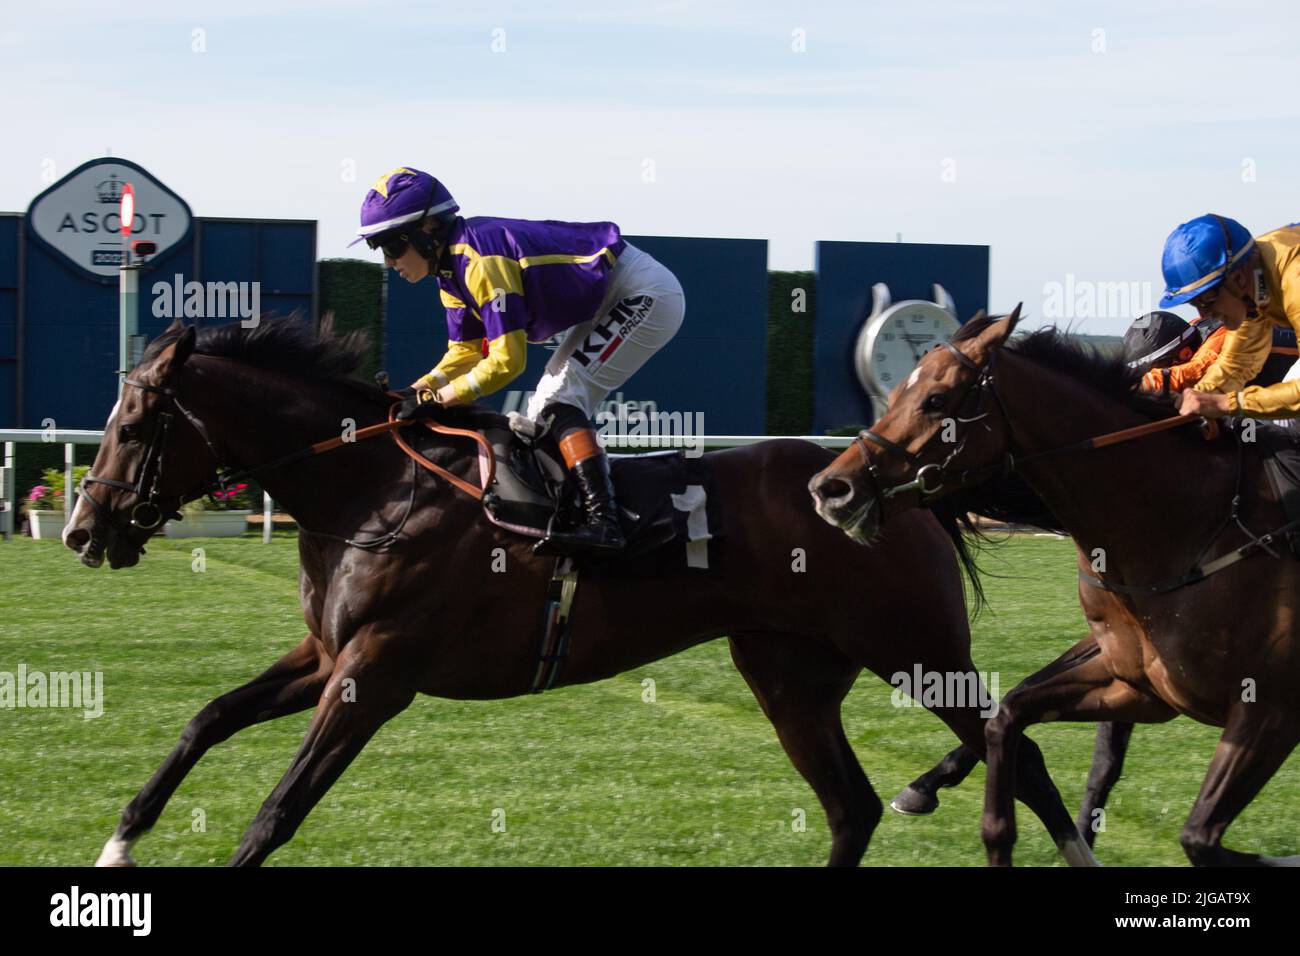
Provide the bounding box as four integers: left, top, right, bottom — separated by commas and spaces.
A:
80, 376, 497, 551
854, 342, 1298, 596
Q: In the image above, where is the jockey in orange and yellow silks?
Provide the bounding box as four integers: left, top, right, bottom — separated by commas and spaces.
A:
1159, 215, 1300, 419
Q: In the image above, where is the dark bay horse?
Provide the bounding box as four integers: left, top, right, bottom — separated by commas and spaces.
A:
810, 307, 1300, 866
64, 317, 1089, 866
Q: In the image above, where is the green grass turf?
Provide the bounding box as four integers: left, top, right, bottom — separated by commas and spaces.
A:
1, 532, 1295, 866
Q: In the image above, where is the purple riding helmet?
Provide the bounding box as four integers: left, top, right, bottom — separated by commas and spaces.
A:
348, 167, 458, 251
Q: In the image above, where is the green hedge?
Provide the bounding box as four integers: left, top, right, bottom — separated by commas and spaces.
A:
318, 258, 383, 382
765, 271, 816, 435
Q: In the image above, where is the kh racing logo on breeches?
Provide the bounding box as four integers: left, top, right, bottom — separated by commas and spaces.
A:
571, 295, 655, 370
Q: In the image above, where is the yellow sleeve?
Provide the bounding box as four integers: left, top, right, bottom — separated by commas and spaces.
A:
1193, 317, 1272, 395
1229, 379, 1300, 417
416, 339, 484, 391
448, 329, 527, 402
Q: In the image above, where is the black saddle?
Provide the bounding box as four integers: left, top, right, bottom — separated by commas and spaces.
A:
408, 406, 720, 567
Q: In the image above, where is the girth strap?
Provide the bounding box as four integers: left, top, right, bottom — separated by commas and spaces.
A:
1079, 517, 1300, 595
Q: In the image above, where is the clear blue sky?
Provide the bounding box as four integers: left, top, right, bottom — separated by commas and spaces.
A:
3, 0, 1297, 334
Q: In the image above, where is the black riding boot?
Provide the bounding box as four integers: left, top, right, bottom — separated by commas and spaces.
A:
538, 450, 627, 556
533, 403, 627, 557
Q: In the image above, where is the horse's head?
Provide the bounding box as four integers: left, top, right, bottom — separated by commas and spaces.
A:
809, 306, 1023, 543
63, 321, 216, 568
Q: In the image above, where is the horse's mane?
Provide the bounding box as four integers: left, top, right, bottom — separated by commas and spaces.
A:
936, 311, 1185, 614
952, 311, 1178, 422
144, 314, 507, 424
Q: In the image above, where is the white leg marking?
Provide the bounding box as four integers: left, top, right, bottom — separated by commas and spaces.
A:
95, 833, 138, 867
62, 398, 117, 547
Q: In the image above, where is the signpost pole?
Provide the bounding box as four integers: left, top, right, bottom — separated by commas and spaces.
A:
118, 183, 137, 394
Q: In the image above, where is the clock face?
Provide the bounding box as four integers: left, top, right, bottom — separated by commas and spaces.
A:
855, 303, 961, 401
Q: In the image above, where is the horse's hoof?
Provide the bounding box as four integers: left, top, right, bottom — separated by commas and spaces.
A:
890, 785, 939, 815
95, 835, 138, 867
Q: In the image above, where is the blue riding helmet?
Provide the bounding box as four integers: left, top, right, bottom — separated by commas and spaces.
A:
1158, 214, 1254, 308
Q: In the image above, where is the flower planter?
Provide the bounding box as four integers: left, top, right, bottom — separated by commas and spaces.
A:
164, 509, 252, 539
27, 510, 68, 540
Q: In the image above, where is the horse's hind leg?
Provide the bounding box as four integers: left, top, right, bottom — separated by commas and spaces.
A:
1075, 721, 1135, 846
891, 744, 979, 815
95, 633, 333, 866
1181, 704, 1300, 866
728, 632, 879, 867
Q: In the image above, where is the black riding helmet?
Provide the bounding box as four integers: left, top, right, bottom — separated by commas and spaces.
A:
1122, 310, 1204, 373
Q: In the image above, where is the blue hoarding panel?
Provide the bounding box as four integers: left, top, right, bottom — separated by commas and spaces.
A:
256, 222, 315, 294
23, 242, 119, 429
384, 267, 442, 388
13, 218, 315, 429
197, 221, 257, 286
0, 215, 18, 285
0, 216, 17, 427
382, 235, 768, 434
813, 240, 989, 433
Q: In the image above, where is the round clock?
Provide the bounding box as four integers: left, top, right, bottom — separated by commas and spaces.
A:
854, 283, 961, 407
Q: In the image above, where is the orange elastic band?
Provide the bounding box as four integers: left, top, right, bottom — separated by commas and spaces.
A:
558, 429, 602, 468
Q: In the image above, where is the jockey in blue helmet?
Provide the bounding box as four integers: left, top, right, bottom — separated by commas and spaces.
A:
351, 167, 686, 556
1159, 214, 1300, 420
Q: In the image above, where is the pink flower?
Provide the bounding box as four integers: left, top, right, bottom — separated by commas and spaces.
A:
27, 485, 48, 503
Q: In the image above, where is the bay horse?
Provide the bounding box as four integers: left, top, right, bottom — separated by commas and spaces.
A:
810, 307, 1300, 866
63, 317, 1092, 867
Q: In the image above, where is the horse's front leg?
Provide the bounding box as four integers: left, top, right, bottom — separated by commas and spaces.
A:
96, 633, 334, 866
228, 629, 416, 866
1074, 721, 1137, 846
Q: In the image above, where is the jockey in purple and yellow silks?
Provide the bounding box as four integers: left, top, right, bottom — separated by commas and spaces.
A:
350, 166, 686, 556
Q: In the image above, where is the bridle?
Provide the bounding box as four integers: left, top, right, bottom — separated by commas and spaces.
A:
852, 339, 1230, 520
853, 342, 1016, 513
80, 377, 221, 535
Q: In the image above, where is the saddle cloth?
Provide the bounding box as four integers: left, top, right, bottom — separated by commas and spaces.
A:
410, 408, 723, 569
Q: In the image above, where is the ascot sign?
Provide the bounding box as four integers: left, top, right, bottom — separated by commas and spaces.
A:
26, 158, 193, 283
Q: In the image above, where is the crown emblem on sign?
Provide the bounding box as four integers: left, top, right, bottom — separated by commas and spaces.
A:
96, 174, 124, 204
